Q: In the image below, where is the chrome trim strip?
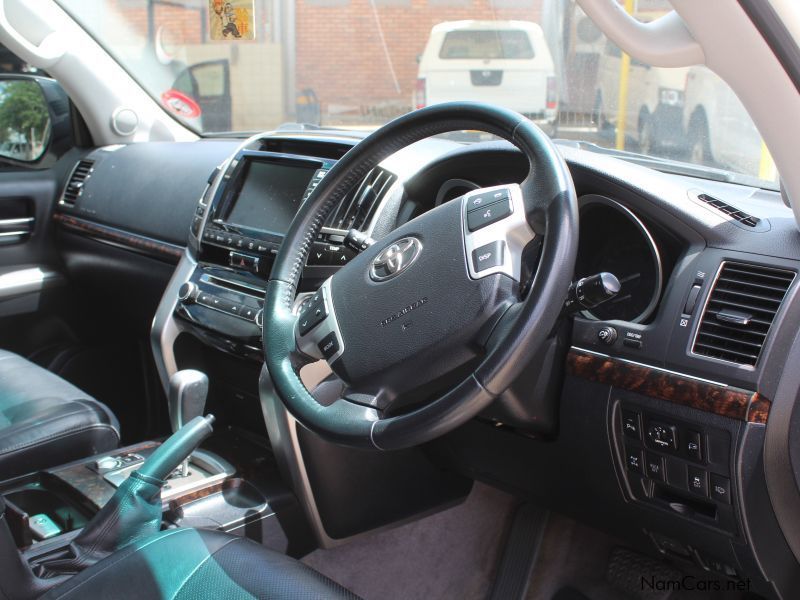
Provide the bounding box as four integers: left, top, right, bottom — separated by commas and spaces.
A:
0, 217, 34, 226
201, 273, 265, 296
570, 345, 734, 388
0, 267, 62, 299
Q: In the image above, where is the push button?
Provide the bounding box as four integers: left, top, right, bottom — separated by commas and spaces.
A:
625, 447, 643, 474
298, 297, 327, 336
466, 190, 509, 212
687, 466, 708, 497
466, 199, 512, 231
622, 410, 641, 439
471, 241, 505, 273
710, 473, 731, 504
647, 422, 678, 451
318, 332, 340, 359
645, 452, 665, 481
686, 430, 703, 462
307, 242, 329, 266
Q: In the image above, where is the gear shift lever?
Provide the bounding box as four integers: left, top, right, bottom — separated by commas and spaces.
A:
168, 370, 208, 476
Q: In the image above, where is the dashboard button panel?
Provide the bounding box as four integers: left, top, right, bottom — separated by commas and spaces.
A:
615, 398, 736, 533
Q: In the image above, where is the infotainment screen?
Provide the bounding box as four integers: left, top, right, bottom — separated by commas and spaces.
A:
226, 160, 316, 235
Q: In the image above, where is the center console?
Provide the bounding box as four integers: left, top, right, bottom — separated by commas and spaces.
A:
173, 141, 397, 362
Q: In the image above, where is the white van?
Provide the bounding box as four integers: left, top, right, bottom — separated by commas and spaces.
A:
416, 21, 558, 132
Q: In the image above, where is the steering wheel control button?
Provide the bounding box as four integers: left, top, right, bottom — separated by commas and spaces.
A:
298, 297, 327, 336
471, 241, 505, 273
710, 473, 731, 504
466, 189, 510, 212
647, 422, 677, 451
597, 326, 617, 345
645, 453, 665, 481
318, 332, 340, 359
625, 447, 643, 474
622, 410, 641, 439
687, 466, 708, 497
466, 198, 512, 231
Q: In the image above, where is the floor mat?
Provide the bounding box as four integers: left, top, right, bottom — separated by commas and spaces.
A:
302, 482, 517, 600
526, 514, 751, 600
527, 513, 622, 600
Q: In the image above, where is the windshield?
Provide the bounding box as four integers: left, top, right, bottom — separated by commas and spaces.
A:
56, 0, 778, 189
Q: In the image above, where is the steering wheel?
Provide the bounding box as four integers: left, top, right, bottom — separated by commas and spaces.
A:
263, 102, 578, 450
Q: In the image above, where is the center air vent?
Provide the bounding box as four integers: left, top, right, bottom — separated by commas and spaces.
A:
60, 159, 94, 207
693, 262, 795, 366
324, 167, 396, 231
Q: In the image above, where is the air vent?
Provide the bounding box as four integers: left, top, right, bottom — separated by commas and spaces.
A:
693, 262, 795, 366
325, 167, 396, 231
696, 193, 760, 227
60, 159, 94, 207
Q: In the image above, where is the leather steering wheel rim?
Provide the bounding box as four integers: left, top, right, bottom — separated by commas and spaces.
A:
263, 102, 578, 450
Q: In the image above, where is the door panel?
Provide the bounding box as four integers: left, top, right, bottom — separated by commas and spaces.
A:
0, 162, 71, 345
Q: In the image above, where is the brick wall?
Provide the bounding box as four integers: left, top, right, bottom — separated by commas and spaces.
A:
295, 0, 544, 122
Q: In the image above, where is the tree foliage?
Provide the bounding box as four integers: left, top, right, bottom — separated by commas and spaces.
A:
0, 81, 49, 144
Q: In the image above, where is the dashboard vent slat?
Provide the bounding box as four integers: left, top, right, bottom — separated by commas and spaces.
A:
60, 159, 94, 207
696, 193, 760, 227
693, 262, 795, 366
323, 167, 396, 232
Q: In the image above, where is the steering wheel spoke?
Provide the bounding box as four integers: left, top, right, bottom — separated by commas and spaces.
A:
294, 277, 344, 364
460, 183, 536, 283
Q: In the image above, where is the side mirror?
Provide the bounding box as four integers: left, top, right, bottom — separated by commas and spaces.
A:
0, 74, 71, 167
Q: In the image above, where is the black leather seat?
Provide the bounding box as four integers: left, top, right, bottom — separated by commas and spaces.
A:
0, 350, 120, 479
42, 527, 360, 599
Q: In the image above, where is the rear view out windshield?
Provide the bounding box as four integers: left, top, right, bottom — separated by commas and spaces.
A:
439, 30, 535, 60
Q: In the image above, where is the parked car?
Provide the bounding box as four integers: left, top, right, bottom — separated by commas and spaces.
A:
416, 20, 558, 133
683, 65, 764, 178
594, 38, 688, 155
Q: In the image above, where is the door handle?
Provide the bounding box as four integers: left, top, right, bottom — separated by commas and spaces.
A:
0, 216, 34, 244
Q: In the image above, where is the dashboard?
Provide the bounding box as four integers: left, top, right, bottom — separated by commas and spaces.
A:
51, 130, 800, 600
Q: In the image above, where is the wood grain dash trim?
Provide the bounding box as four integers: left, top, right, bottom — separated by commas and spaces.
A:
566, 348, 770, 423
54, 213, 183, 262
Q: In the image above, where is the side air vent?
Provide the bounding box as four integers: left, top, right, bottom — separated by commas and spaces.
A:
696, 193, 760, 228
693, 262, 795, 366
325, 167, 397, 231
60, 159, 94, 207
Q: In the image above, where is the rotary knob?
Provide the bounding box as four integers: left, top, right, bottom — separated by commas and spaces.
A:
178, 282, 198, 303
597, 326, 617, 346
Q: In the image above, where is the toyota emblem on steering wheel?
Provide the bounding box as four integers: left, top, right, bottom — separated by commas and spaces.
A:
369, 237, 423, 282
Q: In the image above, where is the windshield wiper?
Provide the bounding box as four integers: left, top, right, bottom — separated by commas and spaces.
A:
554, 139, 776, 190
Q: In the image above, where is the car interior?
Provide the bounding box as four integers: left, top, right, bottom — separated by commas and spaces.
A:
2, 0, 800, 599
